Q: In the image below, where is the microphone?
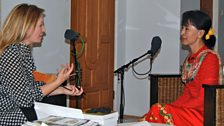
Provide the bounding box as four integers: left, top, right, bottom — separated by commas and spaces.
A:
148, 36, 162, 56
64, 29, 80, 41
114, 36, 161, 74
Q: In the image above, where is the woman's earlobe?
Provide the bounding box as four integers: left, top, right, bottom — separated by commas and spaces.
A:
198, 30, 205, 39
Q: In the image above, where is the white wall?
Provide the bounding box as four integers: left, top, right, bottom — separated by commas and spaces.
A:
1, 0, 70, 73
115, 0, 181, 116
114, 0, 127, 113
217, 0, 224, 63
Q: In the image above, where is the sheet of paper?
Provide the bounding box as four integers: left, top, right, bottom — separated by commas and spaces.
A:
34, 102, 84, 119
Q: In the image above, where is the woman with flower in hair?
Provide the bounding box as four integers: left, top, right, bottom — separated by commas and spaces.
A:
0, 4, 83, 125
144, 10, 223, 125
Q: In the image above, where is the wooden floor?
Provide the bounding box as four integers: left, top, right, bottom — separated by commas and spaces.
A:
118, 115, 142, 123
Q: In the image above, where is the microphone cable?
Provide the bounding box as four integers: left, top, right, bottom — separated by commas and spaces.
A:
71, 35, 85, 58
131, 56, 153, 76
131, 36, 161, 76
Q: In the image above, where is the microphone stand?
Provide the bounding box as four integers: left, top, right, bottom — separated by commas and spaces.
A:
114, 51, 151, 122
71, 41, 81, 108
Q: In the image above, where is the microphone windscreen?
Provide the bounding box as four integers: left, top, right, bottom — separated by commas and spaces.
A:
151, 36, 162, 55
64, 29, 80, 41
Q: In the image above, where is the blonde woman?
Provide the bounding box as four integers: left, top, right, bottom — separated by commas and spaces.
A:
0, 4, 83, 125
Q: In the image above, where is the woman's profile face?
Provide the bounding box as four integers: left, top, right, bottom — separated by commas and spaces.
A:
180, 23, 200, 46
23, 16, 46, 45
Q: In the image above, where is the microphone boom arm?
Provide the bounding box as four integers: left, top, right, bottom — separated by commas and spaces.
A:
114, 51, 150, 73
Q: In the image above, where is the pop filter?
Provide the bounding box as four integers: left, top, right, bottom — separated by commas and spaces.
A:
64, 29, 80, 41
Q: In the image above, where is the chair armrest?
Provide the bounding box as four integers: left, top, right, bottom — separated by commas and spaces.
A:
202, 84, 224, 89
203, 84, 224, 126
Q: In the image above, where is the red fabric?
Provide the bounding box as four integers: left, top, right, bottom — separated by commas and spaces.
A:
145, 46, 219, 126
145, 103, 203, 125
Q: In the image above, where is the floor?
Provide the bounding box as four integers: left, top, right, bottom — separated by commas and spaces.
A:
118, 115, 142, 123
118, 115, 169, 126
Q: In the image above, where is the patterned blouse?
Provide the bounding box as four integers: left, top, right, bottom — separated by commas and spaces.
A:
0, 43, 44, 125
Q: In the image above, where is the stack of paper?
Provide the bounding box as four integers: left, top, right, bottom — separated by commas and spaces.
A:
35, 115, 99, 126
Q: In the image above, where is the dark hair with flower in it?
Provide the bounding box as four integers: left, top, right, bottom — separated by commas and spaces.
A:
181, 10, 216, 49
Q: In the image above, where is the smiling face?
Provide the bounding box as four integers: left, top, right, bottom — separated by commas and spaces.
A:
23, 15, 46, 45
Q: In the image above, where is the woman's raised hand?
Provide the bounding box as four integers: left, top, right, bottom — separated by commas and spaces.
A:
56, 63, 74, 84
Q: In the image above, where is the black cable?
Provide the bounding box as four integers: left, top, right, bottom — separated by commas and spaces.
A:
131, 57, 153, 76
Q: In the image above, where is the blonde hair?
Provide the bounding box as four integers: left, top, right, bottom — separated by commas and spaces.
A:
0, 3, 44, 54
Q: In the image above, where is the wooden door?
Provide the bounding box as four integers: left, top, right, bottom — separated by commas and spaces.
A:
200, 0, 213, 18
69, 0, 115, 110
